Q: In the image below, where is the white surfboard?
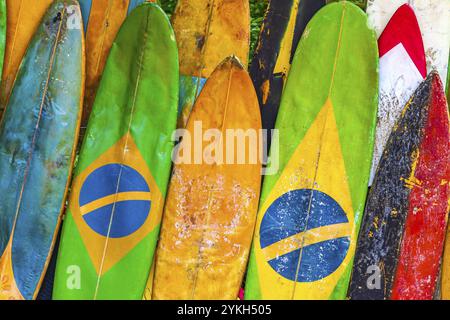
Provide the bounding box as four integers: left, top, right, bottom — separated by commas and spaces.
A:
367, 0, 450, 88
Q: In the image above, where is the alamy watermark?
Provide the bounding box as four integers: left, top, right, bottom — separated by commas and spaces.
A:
171, 121, 280, 176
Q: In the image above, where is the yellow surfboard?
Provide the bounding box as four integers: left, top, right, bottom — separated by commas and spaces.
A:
443, 227, 450, 300
152, 57, 262, 300
0, 0, 53, 115
173, 0, 250, 128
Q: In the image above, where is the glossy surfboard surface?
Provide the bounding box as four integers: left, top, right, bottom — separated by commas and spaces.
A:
78, 0, 148, 133
53, 3, 178, 300
369, 4, 426, 185
0, 0, 84, 300
245, 2, 379, 300
0, 0, 53, 116
367, 0, 450, 88
251, 0, 367, 150
350, 72, 449, 300
172, 0, 250, 128
153, 57, 262, 300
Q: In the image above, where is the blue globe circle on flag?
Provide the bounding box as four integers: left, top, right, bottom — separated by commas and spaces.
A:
79, 164, 151, 238
260, 189, 350, 282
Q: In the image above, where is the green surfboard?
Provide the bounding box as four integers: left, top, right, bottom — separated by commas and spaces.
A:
53, 3, 179, 300
245, 2, 378, 300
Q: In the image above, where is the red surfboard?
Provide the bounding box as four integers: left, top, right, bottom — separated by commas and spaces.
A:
369, 4, 427, 185
391, 72, 449, 300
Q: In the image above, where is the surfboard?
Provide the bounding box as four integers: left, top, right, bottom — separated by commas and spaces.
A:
0, 0, 54, 116
245, 2, 379, 300
173, 0, 250, 128
251, 0, 367, 152
53, 3, 178, 300
152, 57, 262, 300
0, 0, 84, 300
78, 0, 149, 134
369, 4, 426, 185
367, 0, 450, 88
349, 72, 449, 300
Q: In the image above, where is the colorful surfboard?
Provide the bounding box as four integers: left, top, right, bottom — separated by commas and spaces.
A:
251, 0, 367, 151
173, 0, 250, 128
0, 0, 54, 116
349, 72, 449, 300
53, 3, 178, 300
153, 57, 262, 300
367, 0, 450, 88
0, 0, 84, 300
245, 2, 379, 300
369, 4, 426, 185
78, 0, 148, 134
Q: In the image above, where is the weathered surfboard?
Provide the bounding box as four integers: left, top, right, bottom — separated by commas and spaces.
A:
0, 0, 84, 300
367, 0, 450, 88
250, 0, 324, 151
245, 2, 379, 300
78, 0, 149, 133
349, 72, 449, 300
153, 57, 262, 300
173, 0, 250, 128
0, 0, 54, 116
53, 3, 178, 300
369, 4, 426, 185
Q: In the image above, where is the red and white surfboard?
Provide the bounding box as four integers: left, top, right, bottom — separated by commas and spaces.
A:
369, 4, 426, 185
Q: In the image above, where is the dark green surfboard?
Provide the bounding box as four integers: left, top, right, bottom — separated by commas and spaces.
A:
53, 3, 178, 300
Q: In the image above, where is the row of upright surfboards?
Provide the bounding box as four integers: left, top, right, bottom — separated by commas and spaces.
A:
0, 0, 448, 301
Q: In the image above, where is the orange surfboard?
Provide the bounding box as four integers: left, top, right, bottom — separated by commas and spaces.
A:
0, 0, 53, 115
152, 57, 262, 300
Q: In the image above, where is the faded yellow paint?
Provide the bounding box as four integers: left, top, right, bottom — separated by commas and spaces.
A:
273, 0, 300, 75
172, 0, 250, 78
0, 241, 24, 300
0, 0, 54, 115
152, 58, 261, 300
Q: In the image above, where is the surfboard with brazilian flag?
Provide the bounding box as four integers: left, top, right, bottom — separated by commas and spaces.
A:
53, 3, 178, 300
245, 2, 379, 300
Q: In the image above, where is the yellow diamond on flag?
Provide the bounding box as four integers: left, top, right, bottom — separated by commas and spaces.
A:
70, 133, 162, 275
254, 99, 356, 300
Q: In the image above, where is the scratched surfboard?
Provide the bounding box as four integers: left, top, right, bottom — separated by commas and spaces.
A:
153, 57, 262, 300
367, 0, 450, 88
78, 0, 149, 133
173, 0, 250, 128
369, 4, 426, 185
349, 72, 450, 300
53, 3, 178, 300
0, 0, 54, 116
0, 0, 84, 300
245, 2, 378, 300
250, 0, 367, 152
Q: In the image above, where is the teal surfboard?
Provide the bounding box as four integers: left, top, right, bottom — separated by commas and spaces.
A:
0, 0, 84, 300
